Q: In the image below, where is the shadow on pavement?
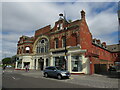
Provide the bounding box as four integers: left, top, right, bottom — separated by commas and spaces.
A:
95, 71, 120, 79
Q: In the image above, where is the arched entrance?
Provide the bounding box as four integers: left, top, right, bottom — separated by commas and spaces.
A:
38, 57, 44, 71
33, 36, 49, 70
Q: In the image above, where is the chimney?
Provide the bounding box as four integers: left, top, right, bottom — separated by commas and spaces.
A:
96, 39, 101, 45
102, 42, 106, 47
81, 10, 85, 19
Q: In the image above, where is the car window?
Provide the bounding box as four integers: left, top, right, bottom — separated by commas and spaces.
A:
56, 67, 65, 71
51, 67, 55, 70
46, 67, 52, 70
46, 67, 55, 70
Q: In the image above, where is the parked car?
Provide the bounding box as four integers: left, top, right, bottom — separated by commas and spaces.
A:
43, 66, 71, 79
6, 65, 12, 68
108, 66, 116, 72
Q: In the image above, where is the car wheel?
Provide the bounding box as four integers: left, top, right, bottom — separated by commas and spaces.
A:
67, 76, 69, 79
44, 73, 48, 78
57, 74, 62, 80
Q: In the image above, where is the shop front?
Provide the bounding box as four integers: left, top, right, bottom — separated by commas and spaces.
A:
53, 56, 66, 70
71, 56, 82, 72
51, 47, 90, 74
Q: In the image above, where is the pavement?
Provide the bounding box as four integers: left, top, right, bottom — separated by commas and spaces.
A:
3, 68, 120, 88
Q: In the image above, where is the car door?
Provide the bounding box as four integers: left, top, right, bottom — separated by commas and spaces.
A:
50, 67, 58, 77
47, 67, 54, 76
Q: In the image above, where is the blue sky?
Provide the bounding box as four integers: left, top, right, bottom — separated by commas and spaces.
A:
0, 1, 119, 60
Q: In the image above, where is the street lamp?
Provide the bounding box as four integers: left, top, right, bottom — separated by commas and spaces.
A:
59, 13, 68, 70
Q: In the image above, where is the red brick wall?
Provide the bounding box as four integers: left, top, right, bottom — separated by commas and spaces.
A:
35, 25, 50, 37
79, 19, 92, 50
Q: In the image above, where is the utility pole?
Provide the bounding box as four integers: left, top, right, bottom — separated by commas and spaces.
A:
59, 12, 68, 70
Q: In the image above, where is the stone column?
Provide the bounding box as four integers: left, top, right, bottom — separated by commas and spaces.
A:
32, 59, 34, 69
50, 56, 53, 66
50, 52, 53, 66
15, 61, 18, 69
21, 60, 24, 69
68, 54, 71, 73
29, 59, 32, 69
44, 58, 46, 69
82, 54, 88, 74
36, 58, 38, 70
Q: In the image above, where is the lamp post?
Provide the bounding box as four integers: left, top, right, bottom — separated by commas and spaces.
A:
59, 13, 68, 70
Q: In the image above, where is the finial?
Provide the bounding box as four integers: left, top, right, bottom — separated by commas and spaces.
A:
81, 10, 85, 19
59, 13, 64, 20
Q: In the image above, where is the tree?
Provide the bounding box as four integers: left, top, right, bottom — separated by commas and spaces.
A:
11, 55, 17, 64
2, 57, 12, 65
68, 19, 72, 23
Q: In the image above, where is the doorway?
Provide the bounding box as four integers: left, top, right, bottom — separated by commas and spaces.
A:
94, 64, 107, 74
24, 62, 30, 68
38, 57, 44, 71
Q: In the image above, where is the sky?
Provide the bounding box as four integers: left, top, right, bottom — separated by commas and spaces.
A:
0, 1, 119, 60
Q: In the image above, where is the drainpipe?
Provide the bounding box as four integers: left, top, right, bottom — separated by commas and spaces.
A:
89, 56, 93, 75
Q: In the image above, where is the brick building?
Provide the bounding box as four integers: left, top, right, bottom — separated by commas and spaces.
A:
15, 10, 119, 74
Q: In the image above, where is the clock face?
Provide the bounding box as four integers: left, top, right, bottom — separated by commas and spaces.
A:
26, 47, 30, 50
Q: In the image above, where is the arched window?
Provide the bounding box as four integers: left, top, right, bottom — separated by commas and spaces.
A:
36, 38, 49, 53
25, 47, 30, 53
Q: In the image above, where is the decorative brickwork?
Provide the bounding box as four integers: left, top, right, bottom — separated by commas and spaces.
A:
16, 10, 119, 74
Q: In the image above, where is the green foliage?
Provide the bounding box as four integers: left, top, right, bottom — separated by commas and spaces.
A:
68, 19, 72, 23
2, 57, 12, 65
2, 55, 17, 66
11, 55, 17, 63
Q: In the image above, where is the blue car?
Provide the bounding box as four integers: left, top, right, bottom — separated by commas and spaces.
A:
43, 66, 71, 79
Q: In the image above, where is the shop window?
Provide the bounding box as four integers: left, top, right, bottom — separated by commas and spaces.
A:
53, 56, 66, 69
71, 56, 82, 72
46, 59, 48, 66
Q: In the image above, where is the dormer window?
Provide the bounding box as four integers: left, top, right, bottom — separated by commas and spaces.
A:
60, 23, 63, 30
57, 23, 63, 30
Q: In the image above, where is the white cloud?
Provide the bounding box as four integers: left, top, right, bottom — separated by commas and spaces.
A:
2, 33, 20, 42
1, 2, 118, 59
1, 0, 119, 2
87, 9, 118, 37
2, 41, 17, 57
2, 2, 61, 32
0, 2, 2, 60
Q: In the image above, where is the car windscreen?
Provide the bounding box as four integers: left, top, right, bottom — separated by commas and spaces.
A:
56, 67, 65, 71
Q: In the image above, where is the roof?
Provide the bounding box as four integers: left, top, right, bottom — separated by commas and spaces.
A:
107, 44, 120, 52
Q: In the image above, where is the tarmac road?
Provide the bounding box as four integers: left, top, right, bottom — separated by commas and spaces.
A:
2, 72, 93, 89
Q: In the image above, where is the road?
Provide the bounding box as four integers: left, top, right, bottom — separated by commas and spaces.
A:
2, 72, 93, 89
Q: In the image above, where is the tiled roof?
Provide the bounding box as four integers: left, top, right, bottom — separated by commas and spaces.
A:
107, 44, 120, 52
